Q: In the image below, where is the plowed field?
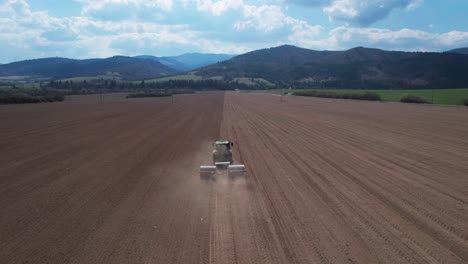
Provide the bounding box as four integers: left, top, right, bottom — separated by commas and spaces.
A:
1, 92, 467, 264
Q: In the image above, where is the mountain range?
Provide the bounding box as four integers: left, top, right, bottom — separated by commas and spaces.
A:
0, 53, 234, 81
448, 47, 468, 55
1, 46, 468, 88
196, 45, 468, 88
0, 56, 176, 81
135, 53, 235, 71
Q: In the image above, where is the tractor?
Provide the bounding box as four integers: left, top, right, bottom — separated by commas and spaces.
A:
199, 140, 246, 180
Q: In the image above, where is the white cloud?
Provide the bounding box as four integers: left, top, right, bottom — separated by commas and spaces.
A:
323, 0, 423, 26
331, 27, 433, 45
0, 0, 467, 64
0, 0, 72, 61
286, 17, 324, 45
1, 0, 62, 29
438, 31, 468, 47
234, 5, 285, 31
282, 0, 424, 26
0, 0, 252, 61
234, 4, 323, 37
292, 26, 468, 51
78, 0, 175, 22
195, 0, 244, 16
281, 0, 329, 6
80, 0, 174, 14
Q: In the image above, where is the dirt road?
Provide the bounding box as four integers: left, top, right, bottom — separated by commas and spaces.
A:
0, 92, 467, 263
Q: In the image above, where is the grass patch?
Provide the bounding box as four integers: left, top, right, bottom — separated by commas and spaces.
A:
126, 89, 194, 98
126, 91, 172, 98
61, 72, 122, 82
265, 88, 468, 106
464, 98, 468, 106
142, 74, 203, 83
0, 92, 64, 104
233, 78, 275, 87
293, 90, 381, 101
400, 95, 430, 104
207, 76, 224, 81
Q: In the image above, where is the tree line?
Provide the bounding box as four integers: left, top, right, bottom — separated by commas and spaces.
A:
40, 78, 255, 92
0, 78, 257, 104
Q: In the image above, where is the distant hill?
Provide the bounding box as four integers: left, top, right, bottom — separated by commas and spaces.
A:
135, 53, 235, 71
0, 56, 177, 81
136, 55, 186, 71
447, 47, 468, 55
2, 46, 468, 88
196, 45, 468, 88
196, 45, 333, 80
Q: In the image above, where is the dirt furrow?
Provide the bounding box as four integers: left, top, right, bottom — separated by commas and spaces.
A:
219, 92, 468, 264
1, 92, 467, 264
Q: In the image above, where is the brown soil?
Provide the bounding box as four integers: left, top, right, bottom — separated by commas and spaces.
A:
0, 92, 467, 264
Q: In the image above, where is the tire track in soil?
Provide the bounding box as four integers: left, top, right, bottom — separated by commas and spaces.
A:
0, 92, 223, 264
215, 92, 468, 264
1, 92, 467, 264
250, 103, 468, 261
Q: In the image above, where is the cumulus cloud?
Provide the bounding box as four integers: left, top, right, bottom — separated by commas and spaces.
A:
0, 0, 252, 61
0, 0, 76, 61
323, 0, 423, 26
195, 0, 244, 16
1, 0, 61, 29
234, 5, 285, 31
437, 31, 468, 47
291, 26, 468, 51
234, 4, 322, 35
1, 0, 467, 64
286, 17, 324, 44
80, 0, 174, 14
78, 0, 424, 26
79, 0, 174, 21
281, 0, 329, 6
76, 0, 247, 36
283, 0, 423, 26
329, 27, 433, 48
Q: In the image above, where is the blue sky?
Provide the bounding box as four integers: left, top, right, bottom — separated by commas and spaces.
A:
1, 0, 468, 63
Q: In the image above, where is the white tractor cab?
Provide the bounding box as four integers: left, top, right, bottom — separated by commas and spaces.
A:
199, 140, 246, 180
213, 140, 233, 167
